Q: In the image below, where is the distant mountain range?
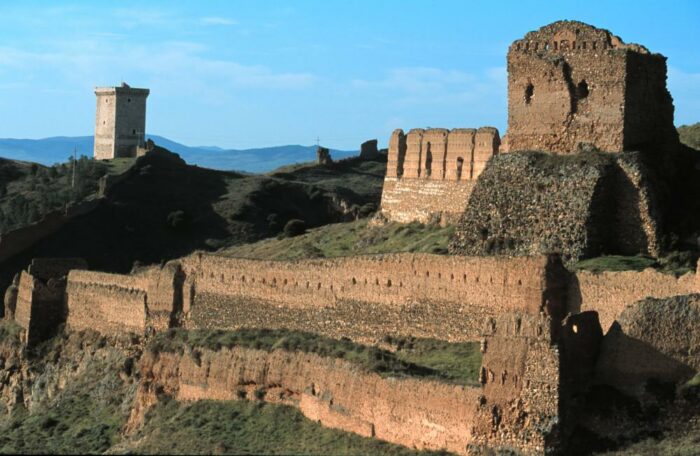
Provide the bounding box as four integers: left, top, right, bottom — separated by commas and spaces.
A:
0, 135, 358, 173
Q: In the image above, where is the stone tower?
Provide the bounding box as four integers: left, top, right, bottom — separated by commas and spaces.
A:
507, 20, 676, 154
94, 82, 150, 160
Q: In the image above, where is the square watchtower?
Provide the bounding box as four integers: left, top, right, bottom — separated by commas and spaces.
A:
507, 21, 676, 154
94, 82, 150, 160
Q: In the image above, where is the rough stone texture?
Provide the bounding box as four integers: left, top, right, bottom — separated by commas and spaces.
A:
448, 151, 661, 265
15, 271, 65, 346
316, 146, 332, 165
137, 347, 481, 455
381, 127, 500, 223
65, 270, 148, 336
94, 82, 150, 160
569, 268, 699, 332
360, 139, 379, 159
595, 294, 700, 397
507, 20, 677, 154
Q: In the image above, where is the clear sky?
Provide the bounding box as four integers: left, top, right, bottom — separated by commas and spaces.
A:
0, 0, 698, 149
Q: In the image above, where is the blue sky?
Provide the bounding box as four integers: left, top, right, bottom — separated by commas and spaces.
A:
0, 0, 698, 149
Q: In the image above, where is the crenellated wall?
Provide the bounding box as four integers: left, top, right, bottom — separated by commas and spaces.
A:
178, 253, 555, 344
381, 127, 500, 223
65, 270, 149, 336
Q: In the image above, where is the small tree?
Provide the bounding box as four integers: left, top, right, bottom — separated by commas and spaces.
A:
283, 219, 306, 237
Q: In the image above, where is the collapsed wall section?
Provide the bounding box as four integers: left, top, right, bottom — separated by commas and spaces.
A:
15, 271, 65, 346
381, 127, 500, 223
449, 151, 661, 265
65, 270, 148, 336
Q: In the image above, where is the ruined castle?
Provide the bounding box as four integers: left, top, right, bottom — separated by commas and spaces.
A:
2, 20, 697, 456
94, 82, 150, 160
381, 20, 677, 225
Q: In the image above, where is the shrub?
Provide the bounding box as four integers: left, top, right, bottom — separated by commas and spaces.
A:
283, 219, 306, 237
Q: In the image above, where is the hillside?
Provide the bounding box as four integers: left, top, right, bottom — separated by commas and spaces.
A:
0, 136, 358, 173
0, 147, 387, 293
678, 122, 700, 150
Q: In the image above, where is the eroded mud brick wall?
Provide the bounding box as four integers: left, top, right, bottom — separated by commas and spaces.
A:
381, 127, 499, 223
141, 347, 482, 455
15, 271, 65, 346
65, 270, 148, 335
180, 253, 555, 344
507, 20, 676, 154
570, 268, 700, 332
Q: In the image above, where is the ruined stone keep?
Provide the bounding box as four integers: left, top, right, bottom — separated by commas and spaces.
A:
94, 82, 150, 160
381, 127, 500, 223
507, 20, 676, 154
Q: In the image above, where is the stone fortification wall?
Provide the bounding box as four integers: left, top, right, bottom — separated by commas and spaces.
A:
65, 270, 148, 336
179, 253, 556, 344
570, 268, 698, 332
15, 271, 65, 346
138, 347, 481, 455
507, 20, 676, 154
449, 151, 661, 265
381, 127, 500, 223
596, 294, 700, 397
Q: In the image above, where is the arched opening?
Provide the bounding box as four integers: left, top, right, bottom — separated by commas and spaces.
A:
456, 157, 464, 180
424, 143, 433, 178
524, 83, 534, 104
577, 80, 589, 99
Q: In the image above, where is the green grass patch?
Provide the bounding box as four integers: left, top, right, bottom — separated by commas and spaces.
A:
149, 328, 480, 385
574, 251, 697, 276
221, 218, 453, 260
574, 255, 658, 273
386, 336, 482, 387
130, 399, 450, 455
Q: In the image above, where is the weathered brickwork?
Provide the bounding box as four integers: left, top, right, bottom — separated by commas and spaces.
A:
65, 270, 149, 336
569, 268, 699, 332
507, 20, 676, 154
94, 82, 149, 160
15, 271, 65, 346
381, 127, 500, 223
138, 347, 482, 454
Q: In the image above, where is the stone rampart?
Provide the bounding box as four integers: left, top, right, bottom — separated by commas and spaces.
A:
381, 127, 500, 223
570, 268, 698, 332
138, 347, 481, 455
179, 253, 558, 344
15, 270, 65, 346
65, 270, 148, 336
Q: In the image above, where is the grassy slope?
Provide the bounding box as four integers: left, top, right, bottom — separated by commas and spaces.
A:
221, 218, 454, 260
150, 328, 481, 385
678, 122, 700, 150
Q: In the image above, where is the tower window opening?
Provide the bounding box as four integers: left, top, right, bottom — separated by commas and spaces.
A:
577, 80, 589, 99
524, 84, 534, 104
425, 143, 433, 177
456, 157, 464, 180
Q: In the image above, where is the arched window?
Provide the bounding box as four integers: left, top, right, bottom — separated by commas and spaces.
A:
456, 157, 464, 180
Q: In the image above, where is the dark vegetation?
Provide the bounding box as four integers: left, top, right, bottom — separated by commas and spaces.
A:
574, 251, 698, 276
222, 218, 454, 260
150, 327, 481, 385
678, 123, 700, 150
0, 156, 107, 233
